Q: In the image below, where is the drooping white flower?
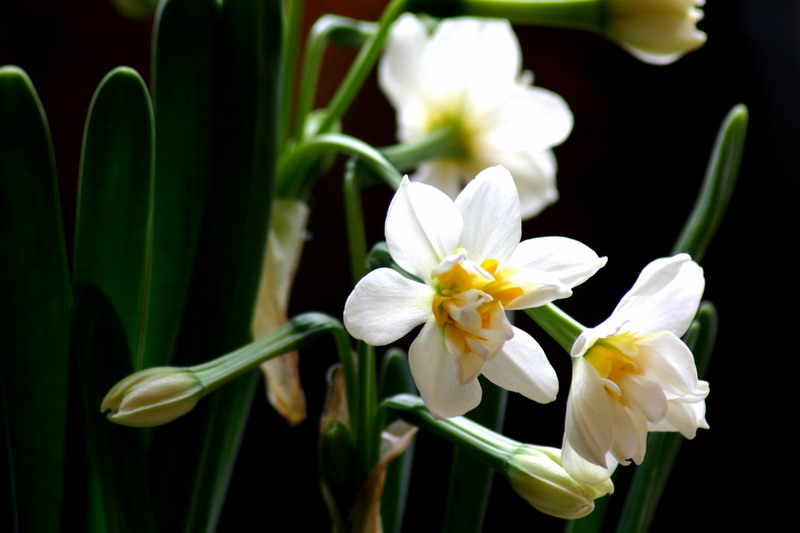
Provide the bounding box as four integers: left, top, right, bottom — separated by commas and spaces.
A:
379, 14, 573, 220
344, 166, 605, 418
562, 254, 709, 484
605, 0, 707, 65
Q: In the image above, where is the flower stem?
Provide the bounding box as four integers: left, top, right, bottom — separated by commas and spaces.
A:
412, 0, 602, 31
314, 0, 408, 135
276, 132, 402, 198
279, 0, 305, 151
380, 123, 463, 171
190, 312, 352, 396
383, 394, 517, 473
295, 15, 377, 144
524, 304, 585, 354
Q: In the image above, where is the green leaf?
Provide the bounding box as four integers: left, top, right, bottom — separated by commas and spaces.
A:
441, 378, 507, 533
150, 1, 283, 531
72, 288, 156, 533
0, 65, 71, 533
144, 0, 218, 369
74, 66, 154, 371
672, 104, 747, 261
379, 349, 416, 533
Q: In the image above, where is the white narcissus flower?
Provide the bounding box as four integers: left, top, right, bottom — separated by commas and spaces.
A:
344, 166, 606, 418
379, 14, 573, 220
605, 0, 706, 65
562, 254, 709, 484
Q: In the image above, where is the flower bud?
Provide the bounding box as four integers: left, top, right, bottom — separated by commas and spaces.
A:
507, 445, 613, 519
605, 0, 706, 64
101, 367, 204, 427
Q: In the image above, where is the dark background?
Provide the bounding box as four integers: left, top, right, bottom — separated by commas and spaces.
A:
1, 0, 794, 531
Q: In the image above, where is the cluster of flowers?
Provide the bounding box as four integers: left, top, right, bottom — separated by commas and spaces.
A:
344, 12, 709, 496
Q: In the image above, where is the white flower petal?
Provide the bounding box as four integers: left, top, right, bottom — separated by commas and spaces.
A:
385, 177, 462, 281
562, 438, 617, 486
617, 373, 668, 424
455, 166, 521, 264
485, 148, 558, 220
378, 13, 427, 110
502, 268, 573, 310
637, 331, 698, 395
564, 359, 615, 468
481, 86, 574, 151
427, 18, 521, 109
610, 254, 704, 336
481, 326, 558, 404
409, 319, 482, 418
650, 380, 709, 438
508, 236, 608, 289
412, 161, 464, 199
343, 268, 433, 346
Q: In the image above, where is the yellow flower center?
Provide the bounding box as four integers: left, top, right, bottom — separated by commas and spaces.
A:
584, 333, 643, 403
430, 250, 523, 373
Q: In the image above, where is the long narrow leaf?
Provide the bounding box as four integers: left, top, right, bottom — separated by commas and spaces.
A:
0, 66, 71, 533
74, 67, 154, 370
441, 378, 507, 533
672, 104, 748, 261
72, 288, 156, 532
152, 1, 283, 531
145, 0, 218, 369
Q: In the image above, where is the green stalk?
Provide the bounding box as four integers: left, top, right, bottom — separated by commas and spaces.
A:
380, 123, 463, 171
314, 0, 408, 135
525, 304, 586, 354
441, 378, 507, 533
410, 0, 602, 30
279, 0, 305, 150
277, 133, 403, 197
294, 15, 377, 143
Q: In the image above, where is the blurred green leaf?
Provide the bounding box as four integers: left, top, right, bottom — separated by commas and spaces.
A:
144, 0, 218, 370
72, 288, 156, 532
74, 66, 154, 371
673, 104, 747, 261
0, 65, 71, 533
149, 1, 283, 531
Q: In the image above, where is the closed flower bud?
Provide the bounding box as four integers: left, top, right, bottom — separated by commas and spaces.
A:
101, 367, 204, 427
507, 445, 613, 519
605, 0, 706, 64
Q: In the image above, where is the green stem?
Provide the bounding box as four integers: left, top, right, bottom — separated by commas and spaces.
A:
344, 159, 369, 284
383, 394, 517, 473
295, 15, 377, 143
279, 0, 305, 150
314, 0, 408, 135
191, 312, 352, 396
524, 304, 585, 354
277, 132, 402, 197
380, 122, 463, 171
419, 0, 603, 30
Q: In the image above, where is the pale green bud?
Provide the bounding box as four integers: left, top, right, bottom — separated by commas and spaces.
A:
101, 367, 204, 427
507, 445, 613, 519
605, 0, 706, 65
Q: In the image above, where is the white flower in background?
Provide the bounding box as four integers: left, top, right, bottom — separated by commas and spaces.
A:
605, 0, 706, 65
379, 14, 573, 220
562, 254, 709, 484
344, 166, 605, 418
